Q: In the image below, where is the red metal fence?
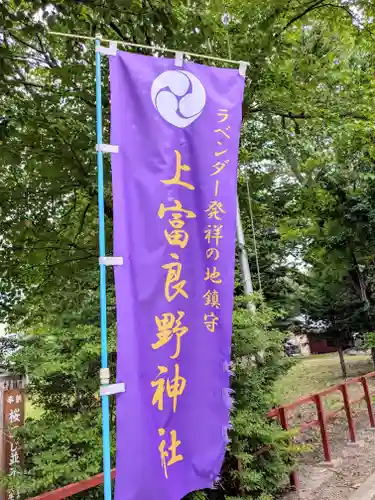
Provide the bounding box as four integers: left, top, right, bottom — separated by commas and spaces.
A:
27, 470, 116, 500
27, 371, 375, 498
268, 371, 375, 489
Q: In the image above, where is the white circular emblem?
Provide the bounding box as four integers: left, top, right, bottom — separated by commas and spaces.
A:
151, 70, 206, 128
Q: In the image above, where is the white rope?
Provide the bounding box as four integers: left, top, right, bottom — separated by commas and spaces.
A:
48, 31, 250, 67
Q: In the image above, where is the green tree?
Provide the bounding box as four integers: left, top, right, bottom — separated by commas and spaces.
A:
3, 0, 375, 498
287, 137, 375, 370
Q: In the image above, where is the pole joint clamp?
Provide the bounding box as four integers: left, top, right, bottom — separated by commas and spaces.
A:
100, 368, 110, 385
99, 256, 123, 266
100, 383, 126, 397
96, 144, 119, 153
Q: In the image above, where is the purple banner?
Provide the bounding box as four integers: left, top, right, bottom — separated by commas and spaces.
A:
110, 51, 245, 500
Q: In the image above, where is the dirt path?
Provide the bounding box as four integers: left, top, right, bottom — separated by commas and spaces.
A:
273, 354, 375, 499
281, 410, 375, 500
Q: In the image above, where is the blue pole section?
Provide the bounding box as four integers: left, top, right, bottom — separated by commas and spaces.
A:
95, 38, 112, 500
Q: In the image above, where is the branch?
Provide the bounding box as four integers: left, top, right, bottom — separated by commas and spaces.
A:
49, 130, 113, 219
109, 21, 127, 41
279, 0, 375, 42
282, 0, 327, 32
247, 106, 370, 121
7, 32, 46, 57
43, 255, 96, 268
277, 111, 369, 120
35, 32, 59, 68
5, 79, 45, 90
52, 127, 89, 179
75, 201, 92, 241
9, 32, 58, 69
5, 79, 95, 108
323, 3, 375, 39
13, 244, 94, 254
87, 186, 113, 220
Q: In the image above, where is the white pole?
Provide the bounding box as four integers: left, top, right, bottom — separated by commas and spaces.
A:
236, 196, 255, 312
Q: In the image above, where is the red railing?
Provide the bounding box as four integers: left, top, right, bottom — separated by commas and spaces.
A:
268, 371, 375, 489
27, 371, 375, 498
27, 470, 116, 500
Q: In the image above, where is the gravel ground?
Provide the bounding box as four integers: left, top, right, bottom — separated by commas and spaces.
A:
280, 409, 375, 500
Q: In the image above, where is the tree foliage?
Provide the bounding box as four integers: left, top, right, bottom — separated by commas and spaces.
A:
2, 0, 375, 498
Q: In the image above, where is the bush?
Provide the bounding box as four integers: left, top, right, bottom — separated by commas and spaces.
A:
222, 299, 296, 498
4, 299, 296, 499
1, 324, 115, 499
185, 298, 297, 499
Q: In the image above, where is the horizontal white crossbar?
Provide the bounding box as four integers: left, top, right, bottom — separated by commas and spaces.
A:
50, 31, 250, 68
100, 383, 126, 396
99, 256, 123, 266
96, 144, 119, 153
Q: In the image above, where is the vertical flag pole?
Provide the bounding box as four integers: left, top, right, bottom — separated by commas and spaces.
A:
95, 38, 112, 500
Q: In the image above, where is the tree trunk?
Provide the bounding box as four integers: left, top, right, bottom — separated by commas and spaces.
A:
338, 347, 347, 379
350, 249, 370, 308
371, 348, 375, 370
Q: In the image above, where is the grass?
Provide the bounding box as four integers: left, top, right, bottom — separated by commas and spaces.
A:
274, 352, 375, 443
23, 354, 374, 422
275, 353, 374, 405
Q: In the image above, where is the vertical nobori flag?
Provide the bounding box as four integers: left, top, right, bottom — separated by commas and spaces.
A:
110, 51, 245, 500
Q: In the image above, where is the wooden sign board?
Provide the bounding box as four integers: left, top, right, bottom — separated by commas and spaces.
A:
4, 389, 25, 500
